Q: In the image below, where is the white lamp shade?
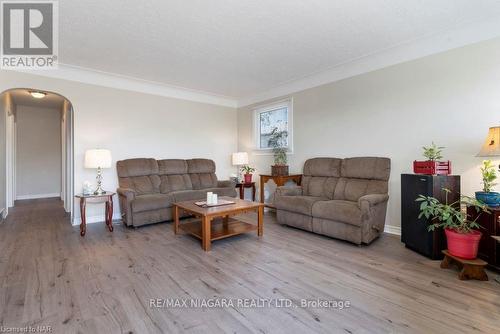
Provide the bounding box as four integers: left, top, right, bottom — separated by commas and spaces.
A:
232, 152, 249, 165
84, 149, 112, 169
477, 126, 500, 157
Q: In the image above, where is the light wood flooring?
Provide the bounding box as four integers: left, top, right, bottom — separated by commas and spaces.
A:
0, 198, 499, 333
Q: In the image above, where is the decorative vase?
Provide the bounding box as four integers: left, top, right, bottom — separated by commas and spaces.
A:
445, 228, 482, 259
244, 173, 252, 184
271, 165, 289, 176
475, 191, 500, 207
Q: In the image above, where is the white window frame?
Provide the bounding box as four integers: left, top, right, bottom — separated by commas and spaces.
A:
253, 98, 293, 154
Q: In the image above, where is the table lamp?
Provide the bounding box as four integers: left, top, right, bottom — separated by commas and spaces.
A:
84, 149, 112, 195
477, 126, 500, 169
232, 152, 249, 182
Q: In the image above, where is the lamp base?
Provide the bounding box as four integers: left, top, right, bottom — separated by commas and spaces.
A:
94, 188, 105, 195
94, 167, 105, 195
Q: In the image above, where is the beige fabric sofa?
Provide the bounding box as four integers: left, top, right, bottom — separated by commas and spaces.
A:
116, 158, 236, 227
274, 157, 390, 245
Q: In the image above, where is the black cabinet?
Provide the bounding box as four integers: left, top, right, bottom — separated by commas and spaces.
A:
401, 174, 460, 260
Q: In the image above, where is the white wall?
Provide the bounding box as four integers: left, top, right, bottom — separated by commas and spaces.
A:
0, 72, 238, 224
16, 105, 62, 198
237, 37, 500, 232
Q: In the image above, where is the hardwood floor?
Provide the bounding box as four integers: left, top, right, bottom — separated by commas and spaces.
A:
0, 198, 499, 333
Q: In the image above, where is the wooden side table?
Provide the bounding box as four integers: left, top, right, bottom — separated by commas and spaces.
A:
75, 192, 115, 237
235, 182, 256, 201
260, 174, 302, 208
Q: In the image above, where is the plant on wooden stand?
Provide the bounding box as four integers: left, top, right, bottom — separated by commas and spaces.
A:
475, 160, 500, 207
268, 127, 289, 176
417, 188, 490, 259
240, 165, 256, 184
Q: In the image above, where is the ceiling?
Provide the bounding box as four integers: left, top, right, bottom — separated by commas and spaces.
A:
9, 89, 66, 109
47, 1, 500, 105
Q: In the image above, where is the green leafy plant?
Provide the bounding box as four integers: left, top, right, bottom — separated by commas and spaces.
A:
268, 127, 288, 165
240, 165, 256, 174
480, 160, 498, 193
422, 142, 445, 161
416, 188, 489, 233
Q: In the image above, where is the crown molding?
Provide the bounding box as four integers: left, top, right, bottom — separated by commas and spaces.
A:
237, 17, 500, 107
13, 64, 238, 108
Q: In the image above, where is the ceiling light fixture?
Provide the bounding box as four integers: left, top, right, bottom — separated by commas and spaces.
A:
30, 91, 46, 99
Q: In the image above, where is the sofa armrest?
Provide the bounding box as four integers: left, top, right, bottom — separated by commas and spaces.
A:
117, 187, 136, 201
117, 187, 136, 226
358, 194, 389, 208
218, 180, 236, 188
358, 194, 389, 218
275, 186, 303, 197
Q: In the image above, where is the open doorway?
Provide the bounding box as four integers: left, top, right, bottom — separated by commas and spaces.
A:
1, 88, 74, 218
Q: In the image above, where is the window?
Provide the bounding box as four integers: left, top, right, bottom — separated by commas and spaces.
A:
254, 99, 293, 151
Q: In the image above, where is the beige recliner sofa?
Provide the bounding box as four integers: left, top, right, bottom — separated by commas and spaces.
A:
274, 157, 390, 245
116, 158, 236, 227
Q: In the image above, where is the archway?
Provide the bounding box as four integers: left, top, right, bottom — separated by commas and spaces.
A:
1, 88, 75, 218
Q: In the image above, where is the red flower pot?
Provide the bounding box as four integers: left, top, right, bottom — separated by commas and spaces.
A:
244, 174, 252, 184
444, 228, 482, 259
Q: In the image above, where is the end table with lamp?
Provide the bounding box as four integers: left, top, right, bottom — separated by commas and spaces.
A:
78, 149, 114, 236
232, 152, 249, 183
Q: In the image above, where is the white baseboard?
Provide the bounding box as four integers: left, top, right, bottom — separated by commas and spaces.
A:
72, 212, 122, 226
16, 193, 61, 200
384, 225, 401, 236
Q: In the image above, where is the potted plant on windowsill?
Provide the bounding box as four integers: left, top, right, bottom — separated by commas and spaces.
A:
475, 160, 500, 207
413, 142, 451, 175
417, 188, 490, 259
268, 127, 289, 176
240, 165, 256, 184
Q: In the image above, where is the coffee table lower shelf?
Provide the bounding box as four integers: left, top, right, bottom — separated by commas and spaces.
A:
180, 218, 257, 241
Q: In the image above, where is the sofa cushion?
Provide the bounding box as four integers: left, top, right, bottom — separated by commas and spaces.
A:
158, 159, 188, 175
341, 157, 390, 181
187, 159, 218, 189
132, 194, 174, 213
187, 159, 216, 173
170, 190, 208, 203
303, 158, 342, 177
160, 174, 193, 193
275, 195, 327, 216
190, 173, 218, 189
117, 158, 160, 195
333, 178, 388, 202
312, 200, 363, 226
302, 176, 339, 199
117, 158, 159, 177
119, 175, 161, 195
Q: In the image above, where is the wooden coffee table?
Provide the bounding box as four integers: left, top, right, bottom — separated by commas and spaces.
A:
173, 197, 264, 251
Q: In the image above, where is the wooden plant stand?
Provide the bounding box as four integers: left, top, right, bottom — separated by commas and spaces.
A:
440, 250, 488, 281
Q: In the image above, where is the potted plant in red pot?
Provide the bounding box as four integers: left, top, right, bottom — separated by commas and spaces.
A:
240, 165, 256, 184
417, 188, 490, 259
